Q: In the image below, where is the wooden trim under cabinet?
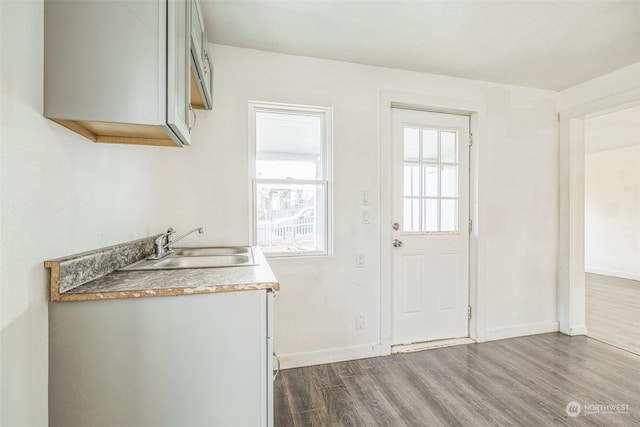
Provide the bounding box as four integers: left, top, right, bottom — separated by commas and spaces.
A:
49, 118, 179, 147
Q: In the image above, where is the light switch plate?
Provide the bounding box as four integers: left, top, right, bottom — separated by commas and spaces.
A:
362, 209, 371, 224
361, 191, 370, 206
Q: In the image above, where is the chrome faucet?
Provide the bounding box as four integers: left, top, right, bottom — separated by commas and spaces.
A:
149, 227, 204, 260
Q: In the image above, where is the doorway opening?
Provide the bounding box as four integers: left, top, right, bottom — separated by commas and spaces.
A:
558, 91, 640, 338
583, 105, 640, 354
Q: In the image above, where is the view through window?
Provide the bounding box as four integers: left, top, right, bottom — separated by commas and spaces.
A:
251, 102, 332, 256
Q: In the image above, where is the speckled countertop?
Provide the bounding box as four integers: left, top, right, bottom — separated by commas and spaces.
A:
45, 237, 279, 302
64, 250, 278, 301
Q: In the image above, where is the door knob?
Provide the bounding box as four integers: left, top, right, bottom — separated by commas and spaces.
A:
393, 239, 403, 247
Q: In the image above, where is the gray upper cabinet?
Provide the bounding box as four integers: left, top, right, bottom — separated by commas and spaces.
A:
44, 0, 212, 147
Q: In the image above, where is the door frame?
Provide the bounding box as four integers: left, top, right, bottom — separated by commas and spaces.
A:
379, 90, 482, 352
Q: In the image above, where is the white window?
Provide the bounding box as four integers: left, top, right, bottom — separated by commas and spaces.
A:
250, 101, 332, 257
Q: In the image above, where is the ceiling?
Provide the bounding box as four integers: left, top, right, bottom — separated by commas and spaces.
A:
200, 0, 640, 91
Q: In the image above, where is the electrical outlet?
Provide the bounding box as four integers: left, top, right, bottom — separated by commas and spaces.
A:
356, 315, 366, 330
355, 253, 365, 268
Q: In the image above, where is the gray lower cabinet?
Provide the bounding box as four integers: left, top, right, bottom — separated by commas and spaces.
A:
49, 290, 274, 427
44, 0, 211, 147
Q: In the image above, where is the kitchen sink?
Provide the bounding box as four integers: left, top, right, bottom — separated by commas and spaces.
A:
172, 247, 250, 257
120, 247, 256, 271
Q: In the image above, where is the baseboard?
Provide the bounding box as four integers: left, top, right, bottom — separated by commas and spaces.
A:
278, 343, 388, 369
568, 325, 587, 336
586, 268, 640, 282
479, 320, 559, 342
280, 321, 562, 367
559, 325, 588, 336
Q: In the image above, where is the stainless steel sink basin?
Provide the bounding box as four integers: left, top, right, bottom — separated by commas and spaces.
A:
153, 255, 251, 269
172, 247, 250, 257
120, 247, 256, 271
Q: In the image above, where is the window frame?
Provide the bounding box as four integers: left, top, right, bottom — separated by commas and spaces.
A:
249, 101, 333, 258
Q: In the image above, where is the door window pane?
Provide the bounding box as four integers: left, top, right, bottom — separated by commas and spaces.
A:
423, 199, 438, 232
422, 129, 438, 161
441, 165, 458, 198
401, 124, 460, 233
404, 164, 420, 197
441, 199, 458, 232
422, 165, 438, 197
404, 128, 420, 162
403, 198, 420, 232
441, 131, 457, 163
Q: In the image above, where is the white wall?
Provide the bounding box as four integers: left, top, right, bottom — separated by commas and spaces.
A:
203, 45, 559, 365
585, 145, 640, 280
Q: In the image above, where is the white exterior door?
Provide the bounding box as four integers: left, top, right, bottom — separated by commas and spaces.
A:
391, 109, 470, 345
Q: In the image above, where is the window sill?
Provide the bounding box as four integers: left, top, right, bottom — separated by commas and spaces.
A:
263, 251, 331, 260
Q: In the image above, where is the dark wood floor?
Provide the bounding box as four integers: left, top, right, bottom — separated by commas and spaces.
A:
586, 273, 640, 355
274, 333, 640, 426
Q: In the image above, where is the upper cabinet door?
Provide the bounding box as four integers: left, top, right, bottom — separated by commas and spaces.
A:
167, 0, 192, 146
190, 0, 213, 110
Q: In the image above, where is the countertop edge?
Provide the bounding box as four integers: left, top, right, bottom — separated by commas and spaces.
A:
57, 281, 280, 302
